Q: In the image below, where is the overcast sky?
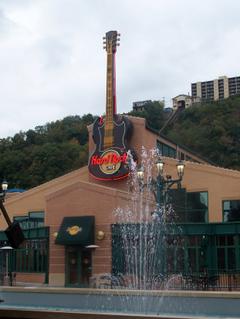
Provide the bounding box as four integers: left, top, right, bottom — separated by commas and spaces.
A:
0, 0, 239, 137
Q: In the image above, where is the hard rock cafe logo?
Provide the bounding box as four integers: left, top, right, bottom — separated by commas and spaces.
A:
67, 225, 82, 236
90, 149, 128, 175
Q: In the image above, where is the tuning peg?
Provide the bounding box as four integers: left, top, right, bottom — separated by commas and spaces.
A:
117, 33, 121, 36
117, 43, 120, 46
103, 41, 106, 44
103, 46, 106, 50
103, 36, 106, 39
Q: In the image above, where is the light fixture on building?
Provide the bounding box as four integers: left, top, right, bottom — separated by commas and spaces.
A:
96, 230, 105, 240
53, 232, 58, 238
85, 245, 99, 249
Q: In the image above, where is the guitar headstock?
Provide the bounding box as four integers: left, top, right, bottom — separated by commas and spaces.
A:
103, 30, 120, 53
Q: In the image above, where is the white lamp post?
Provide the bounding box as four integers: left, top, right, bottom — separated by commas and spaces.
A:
0, 245, 13, 286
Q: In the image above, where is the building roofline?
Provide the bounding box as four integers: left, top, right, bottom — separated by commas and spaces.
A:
172, 94, 191, 99
5, 166, 89, 205
163, 156, 240, 179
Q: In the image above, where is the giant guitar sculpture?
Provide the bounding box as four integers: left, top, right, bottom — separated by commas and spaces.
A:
88, 31, 133, 181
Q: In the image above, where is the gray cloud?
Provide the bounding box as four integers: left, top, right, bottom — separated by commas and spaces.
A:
0, 0, 239, 136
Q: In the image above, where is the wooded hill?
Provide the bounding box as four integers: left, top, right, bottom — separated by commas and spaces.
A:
0, 114, 95, 189
1, 96, 240, 189
163, 96, 240, 170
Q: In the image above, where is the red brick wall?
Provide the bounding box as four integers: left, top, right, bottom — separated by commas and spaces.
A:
46, 181, 129, 279
14, 272, 46, 285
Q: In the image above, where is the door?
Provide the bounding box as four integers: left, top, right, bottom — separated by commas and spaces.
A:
65, 246, 92, 287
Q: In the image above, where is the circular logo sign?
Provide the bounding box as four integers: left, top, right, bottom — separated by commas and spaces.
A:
67, 225, 82, 236
99, 149, 122, 175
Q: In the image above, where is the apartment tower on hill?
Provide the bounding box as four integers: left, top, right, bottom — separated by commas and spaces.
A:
191, 75, 240, 102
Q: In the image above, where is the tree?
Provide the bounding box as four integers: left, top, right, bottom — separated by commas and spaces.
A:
1, 96, 240, 189
128, 101, 165, 130
0, 114, 92, 189
164, 96, 240, 169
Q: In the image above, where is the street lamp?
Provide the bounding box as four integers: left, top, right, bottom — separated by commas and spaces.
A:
0, 245, 13, 286
2, 180, 8, 191
0, 180, 25, 248
0, 180, 8, 201
0, 180, 12, 226
137, 158, 185, 220
176, 161, 185, 179
156, 158, 164, 176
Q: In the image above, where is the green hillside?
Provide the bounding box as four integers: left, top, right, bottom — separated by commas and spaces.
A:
0, 97, 240, 190
128, 97, 240, 169
0, 114, 95, 189
163, 96, 240, 170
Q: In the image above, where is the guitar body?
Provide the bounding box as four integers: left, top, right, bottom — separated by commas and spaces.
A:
88, 30, 135, 181
92, 114, 132, 151
89, 115, 133, 180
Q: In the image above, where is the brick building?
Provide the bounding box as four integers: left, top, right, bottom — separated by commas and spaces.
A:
1, 116, 240, 287
191, 75, 240, 102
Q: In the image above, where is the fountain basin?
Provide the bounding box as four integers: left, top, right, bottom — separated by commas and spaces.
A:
1, 308, 233, 319
1, 287, 240, 318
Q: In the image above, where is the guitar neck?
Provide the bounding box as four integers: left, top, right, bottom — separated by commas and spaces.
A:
103, 31, 119, 149
104, 50, 116, 148
105, 51, 116, 123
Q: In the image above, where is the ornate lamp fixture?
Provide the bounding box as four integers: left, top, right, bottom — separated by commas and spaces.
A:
137, 158, 185, 219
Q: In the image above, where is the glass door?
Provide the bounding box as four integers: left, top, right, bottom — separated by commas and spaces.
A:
66, 247, 81, 286
65, 247, 92, 287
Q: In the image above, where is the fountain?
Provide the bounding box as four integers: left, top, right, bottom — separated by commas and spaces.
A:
1, 148, 240, 318
112, 149, 178, 290
110, 148, 182, 312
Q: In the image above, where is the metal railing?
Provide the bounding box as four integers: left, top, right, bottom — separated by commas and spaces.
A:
163, 270, 240, 291
90, 271, 240, 291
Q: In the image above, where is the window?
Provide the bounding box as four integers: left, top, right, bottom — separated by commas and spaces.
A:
169, 190, 208, 223
186, 192, 208, 222
157, 141, 176, 159
165, 235, 208, 274
29, 211, 44, 228
215, 235, 236, 271
13, 216, 29, 230
185, 236, 202, 273
13, 239, 48, 273
185, 155, 193, 162
13, 211, 45, 229
223, 200, 240, 222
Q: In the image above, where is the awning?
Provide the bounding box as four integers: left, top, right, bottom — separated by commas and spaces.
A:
55, 216, 95, 246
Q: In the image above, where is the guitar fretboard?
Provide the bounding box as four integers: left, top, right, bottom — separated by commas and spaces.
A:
104, 48, 116, 149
